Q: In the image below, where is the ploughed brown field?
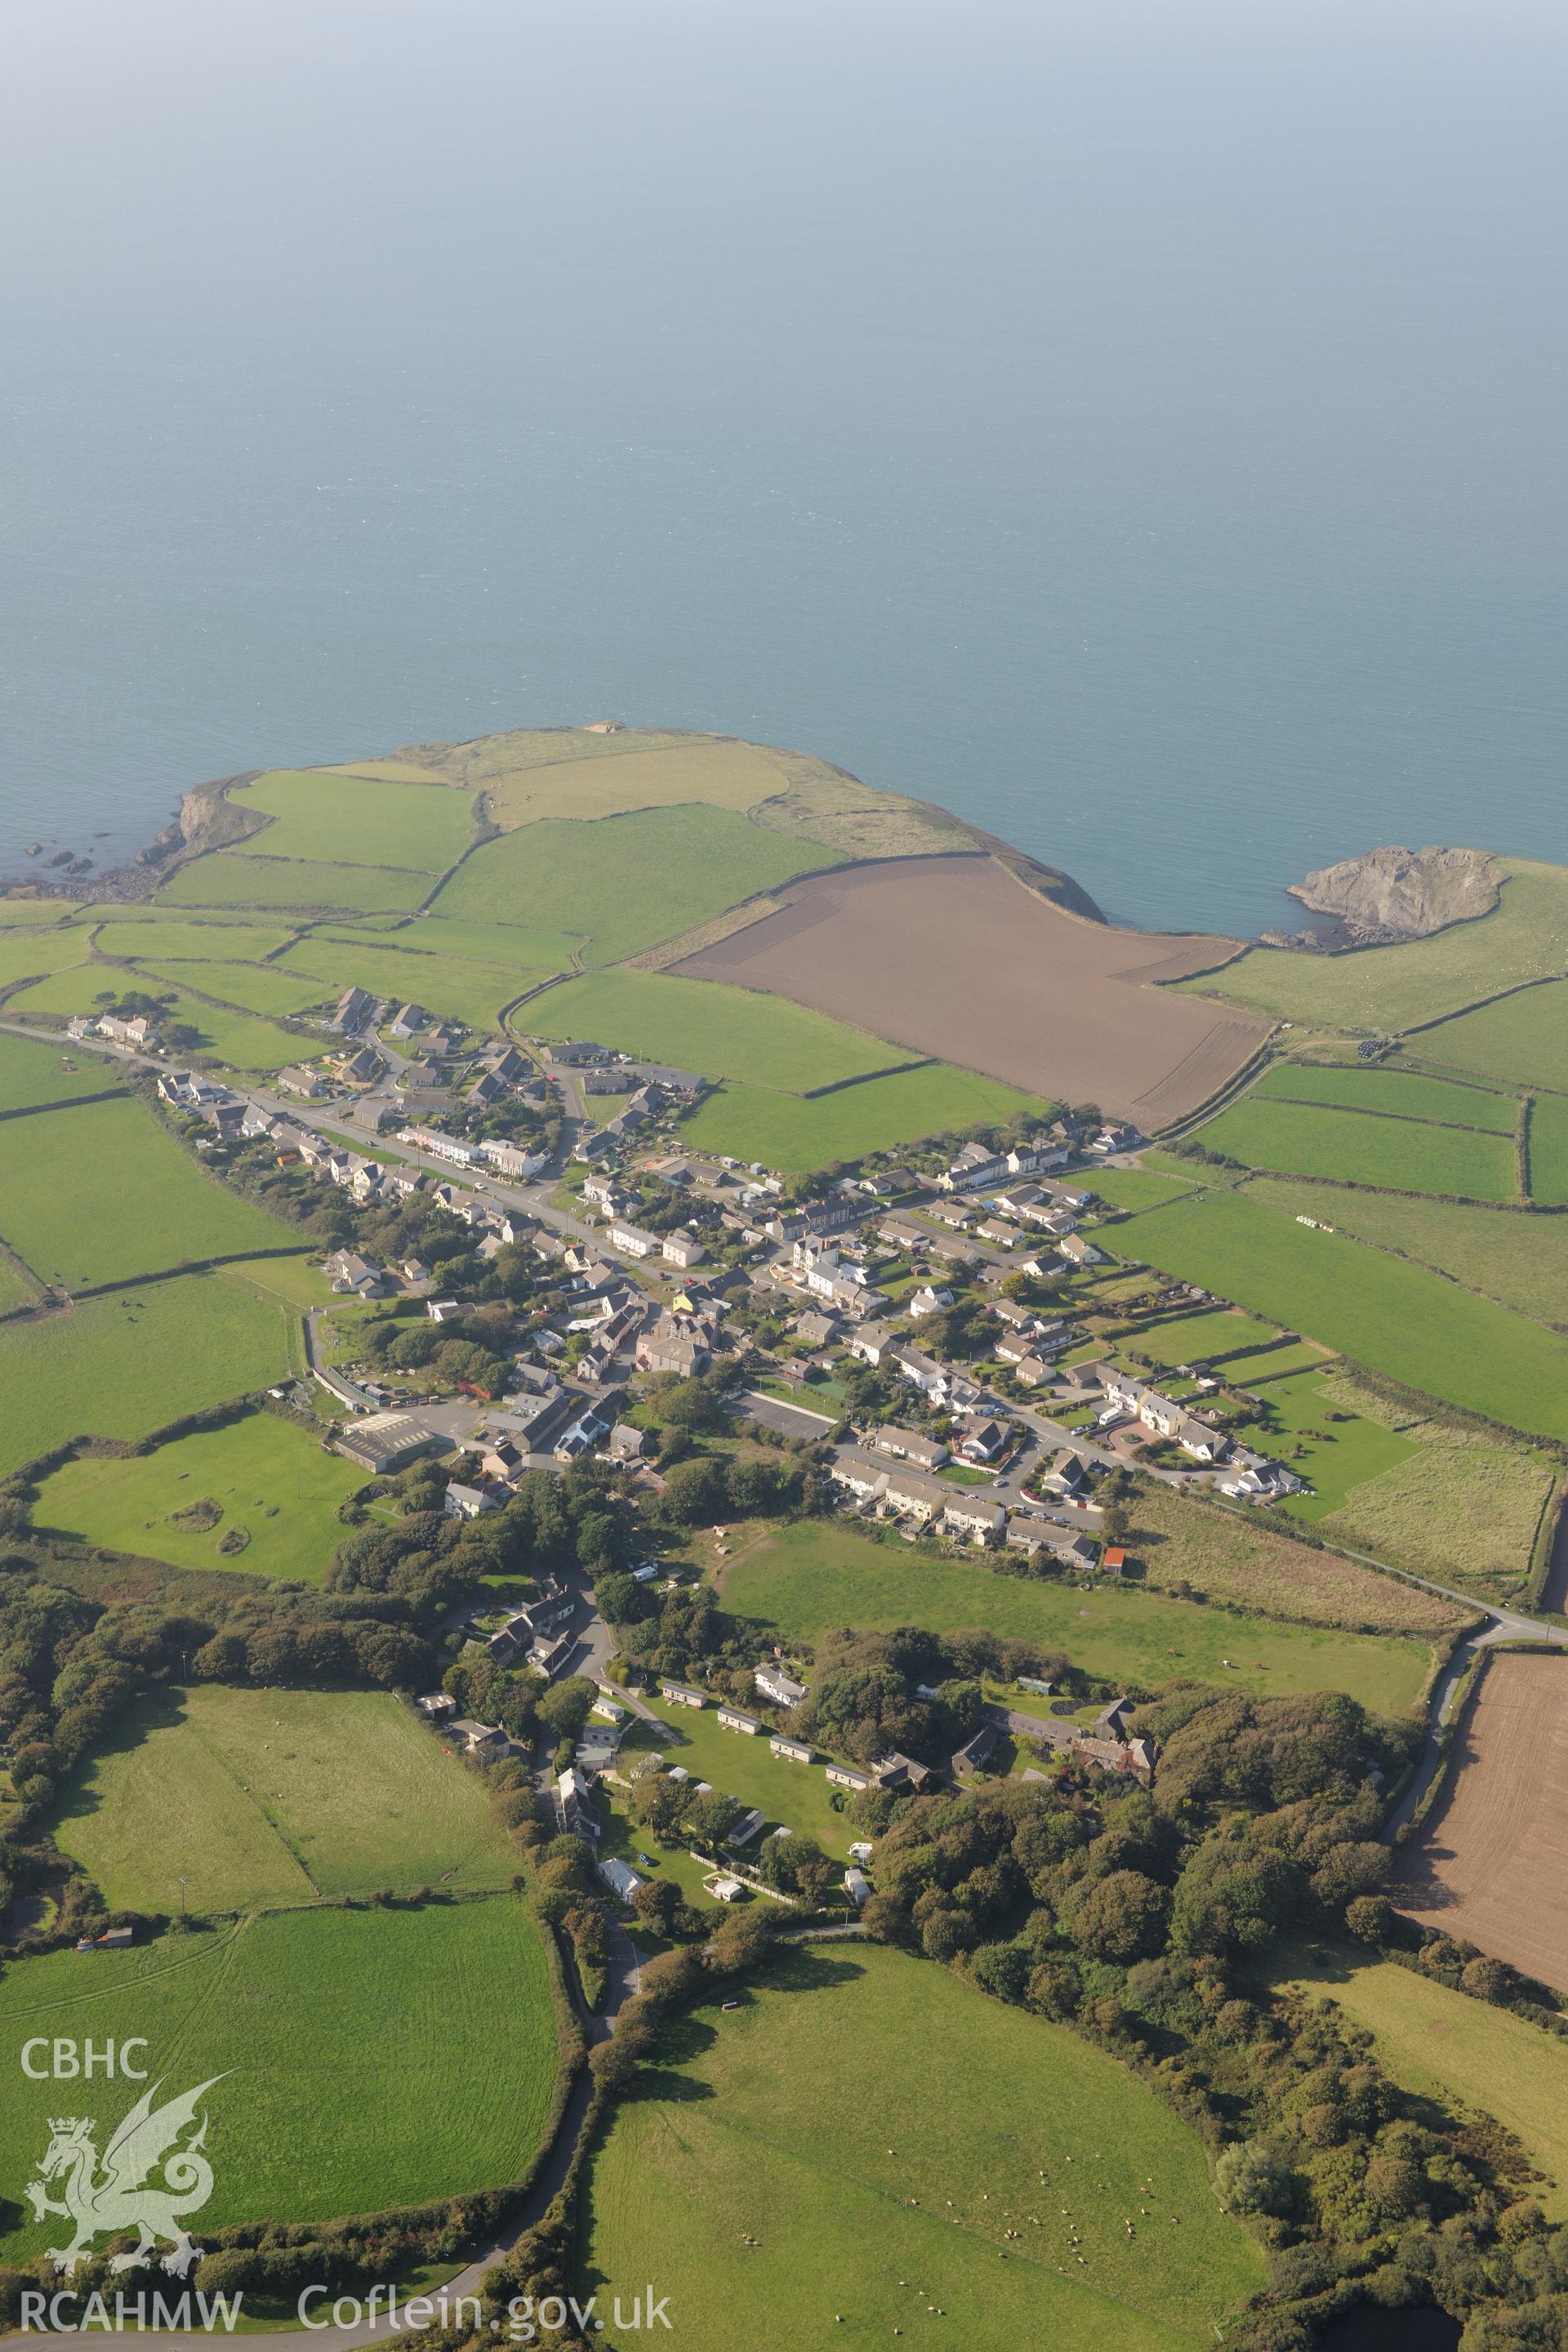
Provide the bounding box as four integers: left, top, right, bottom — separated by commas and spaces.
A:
1396, 1651, 1568, 1995
670, 853, 1272, 1125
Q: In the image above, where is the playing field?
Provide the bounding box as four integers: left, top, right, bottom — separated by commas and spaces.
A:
0, 1274, 300, 1473
0, 1095, 305, 1290
56, 1685, 523, 1910
524, 968, 902, 1093
719, 1524, 1436, 1712
1252, 1060, 1521, 1129
36, 1410, 363, 1584
1093, 1180, 1568, 1442
1396, 1652, 1568, 1994
580, 1942, 1264, 2352
1415, 980, 1568, 1094
673, 853, 1269, 1126
431, 804, 835, 963
1275, 1946, 1568, 2220
161, 853, 436, 913
679, 1064, 1044, 1169
1196, 1096, 1519, 1200
0, 1900, 556, 2263
0, 1029, 126, 1114
1241, 1176, 1568, 1329
1181, 859, 1568, 1031
229, 769, 475, 873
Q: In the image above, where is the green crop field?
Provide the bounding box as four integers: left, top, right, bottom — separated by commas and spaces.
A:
0, 1031, 126, 1114
1241, 1176, 1568, 1329
0, 1274, 300, 1473
161, 853, 435, 913
0, 1096, 305, 1290
719, 1524, 1434, 1712
1253, 1060, 1520, 1130
1196, 1097, 1518, 1200
1094, 1181, 1568, 1441
228, 770, 474, 872
1527, 1094, 1568, 1206
275, 937, 541, 1034
1274, 1946, 1568, 2219
56, 1685, 523, 1910
630, 1699, 854, 1856
1415, 980, 1568, 1094
1180, 858, 1568, 1031
37, 1410, 364, 1584
432, 804, 834, 964
581, 1942, 1263, 2352
679, 1064, 1042, 1170
524, 969, 898, 1093
0, 1900, 556, 2264
135, 958, 335, 1018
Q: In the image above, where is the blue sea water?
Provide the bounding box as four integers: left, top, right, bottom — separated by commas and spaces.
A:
1, 0, 1564, 936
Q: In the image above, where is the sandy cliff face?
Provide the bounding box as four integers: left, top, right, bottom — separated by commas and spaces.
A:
1285, 844, 1499, 945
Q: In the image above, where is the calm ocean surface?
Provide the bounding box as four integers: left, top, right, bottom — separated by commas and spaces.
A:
2, 1, 1564, 937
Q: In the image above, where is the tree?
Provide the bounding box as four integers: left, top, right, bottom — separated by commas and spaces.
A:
1214, 2138, 1297, 2218
1067, 1869, 1170, 1963
537, 1676, 597, 1740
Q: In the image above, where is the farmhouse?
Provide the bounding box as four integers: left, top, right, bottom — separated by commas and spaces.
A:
333, 1412, 443, 1473
755, 1663, 808, 1708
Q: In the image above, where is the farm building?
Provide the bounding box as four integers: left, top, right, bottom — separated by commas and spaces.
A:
333, 1412, 443, 1474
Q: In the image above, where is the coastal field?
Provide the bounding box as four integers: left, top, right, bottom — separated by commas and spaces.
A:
679, 1064, 1043, 1169
162, 852, 437, 913
1196, 1095, 1519, 1200
1250, 1060, 1521, 1129
1274, 1948, 1568, 2220
579, 1942, 1265, 2352
7, 964, 306, 1069
229, 768, 474, 873
0, 1275, 300, 1474
136, 956, 336, 1018
274, 934, 546, 1033
1241, 1176, 1568, 1328
477, 733, 794, 828
0, 1901, 556, 2264
1414, 981, 1568, 1093
1396, 1652, 1568, 1996
0, 1095, 305, 1290
36, 1410, 363, 1584
523, 968, 902, 1092
432, 803, 835, 964
718, 1522, 1437, 1713
1089, 1177, 1568, 1441
55, 1685, 522, 1910
82, 913, 301, 960
0, 1029, 126, 1113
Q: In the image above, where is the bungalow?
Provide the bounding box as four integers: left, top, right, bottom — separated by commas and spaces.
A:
866, 1165, 918, 1197
952, 1722, 1001, 1778
995, 1333, 1036, 1365
662, 1681, 706, 1709
755, 1663, 808, 1708
993, 1183, 1042, 1218
706, 1874, 746, 1902
717, 1705, 761, 1735
770, 1733, 813, 1763
1008, 1354, 1053, 1388
956, 1415, 1008, 1463
992, 1297, 1043, 1334
977, 1218, 1021, 1250
873, 1425, 950, 1471
448, 1718, 509, 1758
1004, 1516, 1052, 1556
598, 1856, 645, 1901
1055, 1232, 1103, 1267
426, 1298, 462, 1321
926, 1198, 973, 1228
276, 1065, 330, 1100
546, 1039, 610, 1066
878, 1213, 929, 1251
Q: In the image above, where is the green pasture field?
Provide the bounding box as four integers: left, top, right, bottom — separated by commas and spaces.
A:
1196, 1096, 1518, 1200
82, 916, 298, 961
679, 1065, 1043, 1171
0, 897, 80, 924
1251, 1060, 1520, 1130
134, 957, 334, 1018
719, 1523, 1434, 1713
215, 1254, 338, 1311
1241, 1176, 1568, 1329
1527, 1093, 1568, 1205
523, 969, 899, 1094
1311, 1368, 1557, 1597
0, 1095, 304, 1290
0, 1255, 42, 1315
161, 853, 435, 913
0, 1274, 300, 1474
7, 967, 306, 1069
1179, 858, 1568, 1031
431, 804, 834, 963
0, 1030, 126, 1114
1220, 1368, 1418, 1521
375, 724, 702, 785
1117, 1306, 1284, 1366
1093, 1181, 1568, 1442
275, 936, 541, 1034
36, 1410, 363, 1584
580, 1941, 1264, 2352
630, 1699, 853, 1856
56, 1684, 523, 1910
389, 912, 586, 969
1414, 980, 1568, 1094
1094, 1166, 1203, 1210
0, 1900, 556, 2264
0, 926, 94, 991
1273, 1945, 1568, 2219
229, 768, 475, 872
481, 733, 792, 827
1214, 1342, 1337, 1383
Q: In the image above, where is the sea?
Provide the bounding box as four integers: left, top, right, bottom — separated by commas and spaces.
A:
2, 0, 1564, 939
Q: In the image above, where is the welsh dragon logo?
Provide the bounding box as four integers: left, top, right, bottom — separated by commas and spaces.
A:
24, 2077, 227, 2277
